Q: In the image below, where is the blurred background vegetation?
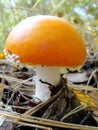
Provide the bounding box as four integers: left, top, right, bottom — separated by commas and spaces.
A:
0, 0, 98, 51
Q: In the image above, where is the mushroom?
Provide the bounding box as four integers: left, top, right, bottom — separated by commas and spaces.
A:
5, 15, 86, 101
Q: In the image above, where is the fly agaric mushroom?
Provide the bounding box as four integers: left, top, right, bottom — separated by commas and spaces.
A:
5, 15, 86, 101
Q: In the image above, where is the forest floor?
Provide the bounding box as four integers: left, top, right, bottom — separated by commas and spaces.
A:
0, 50, 98, 130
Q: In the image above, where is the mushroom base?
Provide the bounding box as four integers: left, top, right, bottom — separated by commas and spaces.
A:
35, 66, 60, 101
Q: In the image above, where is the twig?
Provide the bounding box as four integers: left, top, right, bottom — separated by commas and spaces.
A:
0, 74, 34, 86
0, 67, 5, 101
6, 88, 16, 105
86, 69, 98, 105
31, 0, 41, 10
69, 84, 98, 91
0, 110, 97, 130
39, 79, 55, 88
87, 69, 98, 86
18, 90, 35, 103
2, 104, 31, 110
24, 88, 63, 115
80, 112, 91, 125
51, 0, 66, 14
61, 104, 89, 121
0, 83, 34, 91
97, 82, 98, 106
16, 121, 52, 130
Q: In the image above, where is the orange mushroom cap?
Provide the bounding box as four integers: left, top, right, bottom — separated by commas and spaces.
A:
5, 15, 86, 67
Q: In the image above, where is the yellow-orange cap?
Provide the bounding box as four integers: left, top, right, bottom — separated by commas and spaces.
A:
5, 15, 86, 67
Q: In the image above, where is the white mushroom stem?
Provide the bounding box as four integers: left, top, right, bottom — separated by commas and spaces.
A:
35, 66, 60, 101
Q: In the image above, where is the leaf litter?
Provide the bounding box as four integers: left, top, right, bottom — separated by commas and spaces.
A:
0, 49, 98, 130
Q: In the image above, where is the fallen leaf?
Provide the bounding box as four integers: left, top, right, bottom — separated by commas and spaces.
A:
74, 90, 97, 109
0, 52, 5, 59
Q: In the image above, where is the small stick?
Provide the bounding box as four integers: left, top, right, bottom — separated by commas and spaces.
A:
24, 88, 63, 115
39, 79, 55, 88
17, 121, 52, 130
0, 83, 34, 91
80, 112, 91, 125
87, 69, 98, 86
69, 84, 98, 91
97, 82, 98, 106
2, 104, 31, 110
0, 67, 5, 101
0, 111, 97, 130
61, 104, 89, 121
